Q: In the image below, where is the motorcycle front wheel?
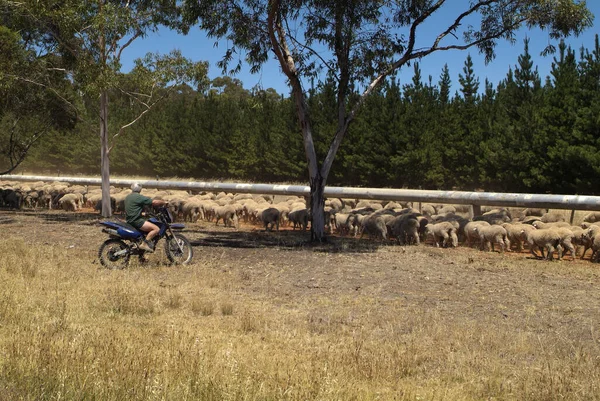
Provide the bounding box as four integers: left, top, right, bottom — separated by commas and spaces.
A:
165, 233, 193, 265
98, 238, 131, 269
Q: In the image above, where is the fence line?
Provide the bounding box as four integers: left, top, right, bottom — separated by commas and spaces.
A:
3, 174, 600, 213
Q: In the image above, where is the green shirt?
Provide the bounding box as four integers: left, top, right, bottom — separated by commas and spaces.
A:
124, 192, 153, 225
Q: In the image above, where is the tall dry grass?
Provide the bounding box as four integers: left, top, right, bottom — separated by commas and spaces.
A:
0, 237, 599, 400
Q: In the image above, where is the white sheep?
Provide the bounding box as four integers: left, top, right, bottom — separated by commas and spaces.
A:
501, 223, 535, 252
464, 221, 490, 248
582, 211, 600, 223
425, 222, 458, 248
182, 201, 203, 223
473, 225, 510, 253
569, 226, 592, 260
214, 205, 238, 228
521, 228, 561, 261
540, 211, 566, 223
58, 193, 80, 211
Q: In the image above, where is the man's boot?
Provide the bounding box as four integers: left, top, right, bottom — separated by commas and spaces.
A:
139, 239, 155, 253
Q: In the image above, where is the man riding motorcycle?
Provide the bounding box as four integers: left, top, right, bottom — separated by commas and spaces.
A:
124, 183, 167, 253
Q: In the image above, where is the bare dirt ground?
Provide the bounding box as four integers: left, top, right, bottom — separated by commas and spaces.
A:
3, 206, 600, 343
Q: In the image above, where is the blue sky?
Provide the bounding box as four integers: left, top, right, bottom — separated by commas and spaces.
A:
121, 2, 599, 95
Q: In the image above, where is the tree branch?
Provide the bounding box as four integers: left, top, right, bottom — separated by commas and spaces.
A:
431, 0, 499, 49
3, 74, 79, 117
116, 30, 143, 62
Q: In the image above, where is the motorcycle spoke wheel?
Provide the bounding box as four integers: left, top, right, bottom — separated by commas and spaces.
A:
165, 234, 193, 265
99, 239, 130, 269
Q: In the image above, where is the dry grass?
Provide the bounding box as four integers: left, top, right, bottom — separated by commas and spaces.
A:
0, 211, 600, 400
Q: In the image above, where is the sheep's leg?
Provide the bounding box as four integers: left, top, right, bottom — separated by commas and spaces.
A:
556, 244, 564, 260
546, 245, 555, 261
565, 242, 576, 261
494, 239, 503, 253
530, 245, 542, 259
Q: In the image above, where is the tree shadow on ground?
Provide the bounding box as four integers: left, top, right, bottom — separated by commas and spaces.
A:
3, 209, 392, 253
188, 228, 391, 253
10, 209, 104, 224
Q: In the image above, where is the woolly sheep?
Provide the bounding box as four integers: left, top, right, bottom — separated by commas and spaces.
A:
532, 221, 570, 230
524, 208, 548, 217
425, 221, 458, 248
483, 208, 512, 220
355, 200, 373, 209
342, 198, 358, 209
272, 203, 290, 226
233, 193, 253, 202
540, 211, 566, 223
214, 205, 238, 228
437, 205, 456, 215
359, 215, 388, 241
580, 222, 600, 230
388, 214, 420, 245
182, 201, 203, 223
521, 216, 541, 225
569, 226, 592, 260
384, 201, 403, 210
473, 225, 510, 253
420, 204, 436, 217
432, 214, 469, 242
59, 193, 80, 211
585, 229, 600, 262
473, 211, 511, 225
521, 228, 561, 261
453, 205, 471, 214
334, 213, 352, 236
241, 200, 260, 223
464, 221, 490, 248
501, 223, 535, 252
582, 212, 600, 223
288, 208, 310, 231
327, 198, 344, 212
259, 207, 280, 231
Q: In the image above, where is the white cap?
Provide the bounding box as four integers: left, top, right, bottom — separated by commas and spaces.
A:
131, 183, 142, 193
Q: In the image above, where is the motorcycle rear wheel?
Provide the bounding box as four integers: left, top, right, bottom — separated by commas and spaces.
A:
165, 233, 193, 265
99, 239, 130, 269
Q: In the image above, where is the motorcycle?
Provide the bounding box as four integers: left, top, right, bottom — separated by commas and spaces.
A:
98, 206, 193, 269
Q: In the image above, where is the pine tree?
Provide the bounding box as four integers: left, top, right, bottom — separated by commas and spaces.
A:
458, 55, 480, 104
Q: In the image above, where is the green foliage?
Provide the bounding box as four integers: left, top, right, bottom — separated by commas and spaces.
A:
20, 34, 600, 195
0, 23, 78, 174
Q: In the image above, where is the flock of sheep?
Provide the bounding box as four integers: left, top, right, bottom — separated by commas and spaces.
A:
3, 180, 600, 262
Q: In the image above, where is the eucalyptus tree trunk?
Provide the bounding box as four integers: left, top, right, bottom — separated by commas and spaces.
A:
99, 90, 112, 217
309, 172, 325, 242
289, 79, 327, 241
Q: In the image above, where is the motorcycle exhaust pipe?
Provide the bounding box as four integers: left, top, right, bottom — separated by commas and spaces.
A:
102, 228, 120, 236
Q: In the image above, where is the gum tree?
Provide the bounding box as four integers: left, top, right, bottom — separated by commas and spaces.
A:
185, 0, 592, 241
0, 23, 77, 175
3, 0, 209, 216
